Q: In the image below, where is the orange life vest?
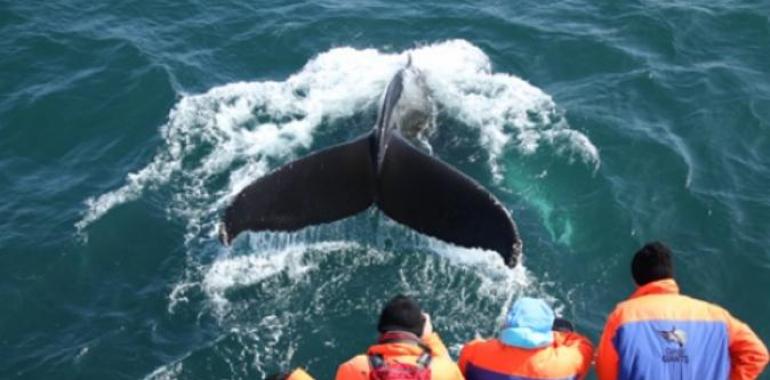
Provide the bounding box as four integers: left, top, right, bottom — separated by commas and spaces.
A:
335, 332, 463, 380
459, 331, 593, 380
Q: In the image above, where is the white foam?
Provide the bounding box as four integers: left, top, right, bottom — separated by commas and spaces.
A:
144, 362, 182, 380
425, 240, 536, 318
157, 233, 546, 378
77, 39, 599, 238
200, 241, 358, 313
410, 40, 600, 179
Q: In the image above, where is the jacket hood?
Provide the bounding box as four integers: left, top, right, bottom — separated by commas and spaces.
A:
499, 297, 554, 349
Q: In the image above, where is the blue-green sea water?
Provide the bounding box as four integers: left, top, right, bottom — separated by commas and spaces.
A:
2, 1, 769, 379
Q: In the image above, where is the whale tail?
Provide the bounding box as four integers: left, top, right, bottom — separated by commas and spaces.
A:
376, 134, 521, 266
220, 132, 521, 267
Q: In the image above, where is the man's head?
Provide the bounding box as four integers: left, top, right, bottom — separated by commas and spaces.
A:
377, 294, 425, 337
632, 241, 674, 286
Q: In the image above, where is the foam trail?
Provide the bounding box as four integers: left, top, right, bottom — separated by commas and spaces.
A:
410, 40, 599, 180
176, 225, 536, 321
200, 241, 358, 313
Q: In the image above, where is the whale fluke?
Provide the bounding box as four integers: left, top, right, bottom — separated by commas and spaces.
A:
220, 130, 520, 266
220, 62, 522, 267
376, 134, 520, 266
220, 133, 377, 244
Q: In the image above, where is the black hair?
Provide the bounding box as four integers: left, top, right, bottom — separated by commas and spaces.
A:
377, 294, 425, 337
631, 241, 674, 286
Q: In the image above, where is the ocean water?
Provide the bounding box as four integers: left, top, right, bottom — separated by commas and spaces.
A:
1, 1, 769, 379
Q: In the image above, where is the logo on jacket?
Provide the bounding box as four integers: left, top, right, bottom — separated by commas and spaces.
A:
657, 327, 689, 363
657, 327, 687, 348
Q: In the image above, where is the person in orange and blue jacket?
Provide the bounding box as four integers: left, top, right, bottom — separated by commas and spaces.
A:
459, 297, 594, 380
335, 294, 464, 380
596, 241, 769, 380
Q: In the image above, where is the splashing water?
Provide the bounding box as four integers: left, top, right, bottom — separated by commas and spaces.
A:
77, 39, 598, 241
150, 232, 547, 379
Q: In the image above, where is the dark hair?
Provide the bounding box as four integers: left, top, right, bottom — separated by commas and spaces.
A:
377, 294, 425, 337
631, 241, 674, 286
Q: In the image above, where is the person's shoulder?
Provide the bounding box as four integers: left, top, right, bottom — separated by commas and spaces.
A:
555, 330, 591, 344
344, 354, 369, 367
286, 368, 314, 380
602, 296, 656, 329
459, 337, 497, 362
613, 291, 687, 316
335, 354, 369, 379
616, 292, 733, 323
430, 354, 464, 379
463, 337, 492, 348
554, 331, 595, 357
606, 296, 636, 322
461, 338, 496, 353
678, 293, 734, 320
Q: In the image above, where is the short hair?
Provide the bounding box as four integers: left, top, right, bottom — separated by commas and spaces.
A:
631, 241, 674, 286
377, 294, 425, 337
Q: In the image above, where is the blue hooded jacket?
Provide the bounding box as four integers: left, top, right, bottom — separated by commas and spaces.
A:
499, 297, 555, 349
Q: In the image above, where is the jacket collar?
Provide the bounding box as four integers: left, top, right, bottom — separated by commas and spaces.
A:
630, 278, 679, 299
368, 332, 426, 357
368, 341, 425, 356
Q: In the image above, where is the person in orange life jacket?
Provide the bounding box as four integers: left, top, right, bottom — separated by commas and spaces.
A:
334, 294, 464, 380
458, 297, 594, 380
266, 368, 314, 380
596, 241, 769, 380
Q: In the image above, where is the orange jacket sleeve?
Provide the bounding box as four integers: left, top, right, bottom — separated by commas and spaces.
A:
726, 314, 769, 380
561, 332, 595, 380
423, 332, 450, 358
286, 368, 315, 380
424, 332, 464, 380
458, 339, 483, 375
334, 356, 367, 380
595, 311, 621, 380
